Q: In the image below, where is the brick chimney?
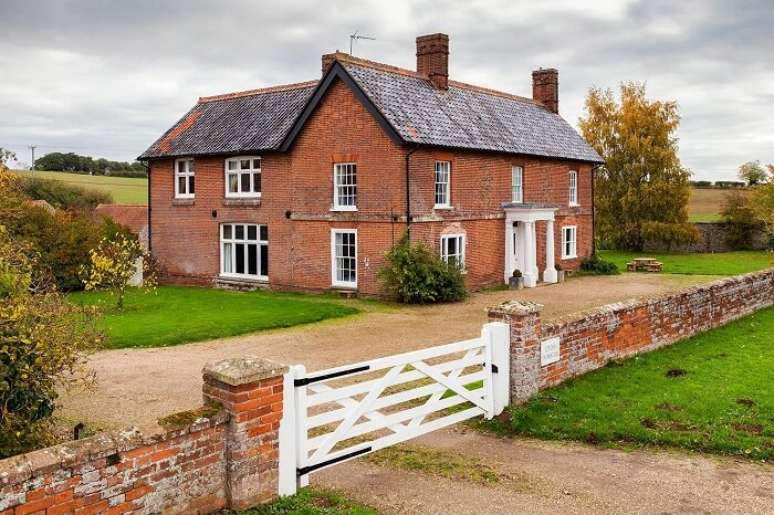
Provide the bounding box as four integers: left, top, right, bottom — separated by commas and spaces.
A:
416, 33, 449, 90
532, 68, 559, 113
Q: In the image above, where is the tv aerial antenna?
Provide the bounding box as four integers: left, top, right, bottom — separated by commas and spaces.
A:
349, 30, 376, 56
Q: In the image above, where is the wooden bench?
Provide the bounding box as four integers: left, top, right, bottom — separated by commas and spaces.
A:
626, 257, 663, 273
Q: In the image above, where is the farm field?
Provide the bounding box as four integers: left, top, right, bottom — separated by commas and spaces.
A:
483, 306, 774, 460
687, 186, 749, 222
12, 169, 147, 204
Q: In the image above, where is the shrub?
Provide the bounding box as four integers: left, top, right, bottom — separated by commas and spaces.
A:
17, 176, 112, 210
580, 254, 619, 275
721, 190, 764, 250
0, 226, 102, 458
379, 236, 466, 304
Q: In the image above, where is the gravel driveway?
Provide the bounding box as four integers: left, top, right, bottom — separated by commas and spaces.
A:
60, 273, 711, 432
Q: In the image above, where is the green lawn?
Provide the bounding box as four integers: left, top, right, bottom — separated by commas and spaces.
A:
68, 286, 362, 349
482, 307, 774, 461
599, 250, 772, 276
12, 169, 147, 204
239, 487, 377, 515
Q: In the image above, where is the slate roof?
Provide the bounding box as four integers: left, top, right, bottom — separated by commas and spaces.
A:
139, 82, 317, 159
139, 56, 602, 164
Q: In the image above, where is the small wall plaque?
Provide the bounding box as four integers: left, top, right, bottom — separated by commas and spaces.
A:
541, 336, 560, 366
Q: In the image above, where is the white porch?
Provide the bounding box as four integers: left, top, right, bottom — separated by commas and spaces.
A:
503, 203, 559, 288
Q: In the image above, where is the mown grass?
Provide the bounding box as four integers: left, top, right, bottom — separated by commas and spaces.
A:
68, 286, 362, 348
237, 487, 377, 515
12, 169, 147, 204
480, 307, 774, 461
599, 250, 772, 276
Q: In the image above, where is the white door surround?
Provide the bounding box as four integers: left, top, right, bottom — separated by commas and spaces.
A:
503, 203, 559, 287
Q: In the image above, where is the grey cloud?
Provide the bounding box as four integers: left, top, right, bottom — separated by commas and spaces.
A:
1, 0, 772, 180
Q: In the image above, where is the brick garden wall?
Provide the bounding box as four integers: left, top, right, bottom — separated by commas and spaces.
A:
0, 358, 287, 514
489, 269, 774, 403
644, 221, 770, 253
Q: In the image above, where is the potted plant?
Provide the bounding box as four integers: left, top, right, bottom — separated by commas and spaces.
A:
509, 269, 524, 289
555, 263, 565, 283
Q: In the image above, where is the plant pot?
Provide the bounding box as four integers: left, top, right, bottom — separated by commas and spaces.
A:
509, 276, 524, 290
556, 270, 565, 283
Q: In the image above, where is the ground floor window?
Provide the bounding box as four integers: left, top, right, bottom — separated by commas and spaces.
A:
561, 225, 577, 259
221, 223, 268, 279
440, 234, 465, 269
331, 229, 357, 287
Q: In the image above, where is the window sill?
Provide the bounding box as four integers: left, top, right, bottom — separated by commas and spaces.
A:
331, 283, 357, 290
218, 275, 268, 283
561, 255, 577, 261
172, 198, 195, 206
568, 203, 580, 208
223, 198, 262, 207
331, 207, 358, 212
434, 205, 453, 210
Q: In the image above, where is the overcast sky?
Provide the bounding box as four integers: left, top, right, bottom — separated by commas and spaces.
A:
1, 0, 772, 180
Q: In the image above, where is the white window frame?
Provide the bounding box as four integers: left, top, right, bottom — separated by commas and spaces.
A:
434, 161, 451, 209
331, 229, 357, 288
561, 225, 577, 259
225, 156, 262, 198
511, 165, 523, 203
333, 163, 357, 211
568, 170, 578, 206
174, 158, 195, 199
220, 223, 268, 280
440, 233, 466, 270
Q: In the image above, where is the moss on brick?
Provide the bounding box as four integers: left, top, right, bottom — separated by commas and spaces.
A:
157, 402, 223, 429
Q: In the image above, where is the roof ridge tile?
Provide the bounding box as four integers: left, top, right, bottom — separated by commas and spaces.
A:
199, 80, 318, 103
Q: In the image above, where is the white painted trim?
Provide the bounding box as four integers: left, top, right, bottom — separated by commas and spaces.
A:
331, 228, 358, 288
333, 162, 358, 211
224, 156, 262, 199
440, 233, 466, 270
174, 158, 195, 199
561, 225, 578, 259
219, 223, 269, 280
568, 170, 578, 206
511, 165, 523, 203
434, 161, 451, 209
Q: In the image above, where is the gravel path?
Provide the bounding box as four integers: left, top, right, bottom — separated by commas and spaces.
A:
317, 427, 773, 514
60, 273, 711, 431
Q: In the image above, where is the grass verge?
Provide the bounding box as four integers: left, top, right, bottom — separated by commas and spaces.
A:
479, 307, 774, 461
598, 250, 772, 276
68, 286, 362, 348
237, 487, 377, 515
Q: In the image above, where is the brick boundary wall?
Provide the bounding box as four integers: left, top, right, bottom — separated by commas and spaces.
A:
644, 221, 770, 253
489, 269, 774, 403
0, 357, 287, 515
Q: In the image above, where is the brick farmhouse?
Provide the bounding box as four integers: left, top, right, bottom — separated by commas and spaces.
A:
139, 33, 603, 295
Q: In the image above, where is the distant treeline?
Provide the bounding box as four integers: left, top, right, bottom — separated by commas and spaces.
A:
34, 152, 146, 178
690, 180, 747, 189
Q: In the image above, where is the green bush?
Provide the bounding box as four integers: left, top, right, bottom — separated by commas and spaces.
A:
580, 254, 619, 275
379, 236, 466, 304
18, 176, 112, 210
721, 190, 764, 250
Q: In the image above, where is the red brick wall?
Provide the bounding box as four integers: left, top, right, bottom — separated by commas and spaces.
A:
149, 77, 594, 295
489, 269, 774, 403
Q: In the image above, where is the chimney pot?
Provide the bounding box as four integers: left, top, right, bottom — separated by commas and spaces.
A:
416, 33, 449, 90
532, 68, 559, 113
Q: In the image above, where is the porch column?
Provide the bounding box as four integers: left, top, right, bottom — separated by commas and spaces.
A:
530, 222, 539, 280
522, 221, 537, 287
543, 219, 558, 283
504, 218, 514, 283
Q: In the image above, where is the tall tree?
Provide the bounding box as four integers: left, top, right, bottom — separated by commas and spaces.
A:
579, 83, 697, 250
737, 160, 768, 186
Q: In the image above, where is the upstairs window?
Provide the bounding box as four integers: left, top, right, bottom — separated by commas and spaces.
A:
175, 158, 195, 199
434, 161, 451, 208
511, 165, 523, 203
440, 234, 465, 270
226, 157, 261, 198
561, 226, 577, 259
568, 170, 578, 205
221, 223, 268, 279
333, 163, 357, 210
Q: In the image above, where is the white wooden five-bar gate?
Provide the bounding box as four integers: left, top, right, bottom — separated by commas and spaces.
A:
278, 322, 510, 495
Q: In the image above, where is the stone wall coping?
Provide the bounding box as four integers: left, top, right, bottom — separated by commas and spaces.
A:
542, 268, 773, 330
0, 408, 228, 486
488, 300, 544, 317
203, 356, 289, 386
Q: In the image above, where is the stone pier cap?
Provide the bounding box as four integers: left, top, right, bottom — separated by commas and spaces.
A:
203, 356, 289, 386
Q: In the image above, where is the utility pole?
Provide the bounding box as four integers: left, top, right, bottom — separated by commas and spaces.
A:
349, 30, 376, 56
28, 145, 36, 171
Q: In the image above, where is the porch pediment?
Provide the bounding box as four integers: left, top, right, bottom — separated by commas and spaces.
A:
502, 202, 558, 222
